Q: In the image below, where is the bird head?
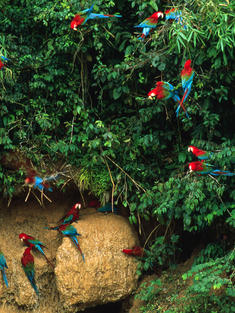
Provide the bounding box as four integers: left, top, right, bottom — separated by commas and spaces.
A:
188, 145, 195, 153
152, 11, 164, 19
189, 161, 203, 172
75, 202, 82, 209
25, 176, 35, 185
19, 233, 27, 241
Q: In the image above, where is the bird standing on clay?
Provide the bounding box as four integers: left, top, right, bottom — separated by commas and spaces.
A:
21, 247, 39, 296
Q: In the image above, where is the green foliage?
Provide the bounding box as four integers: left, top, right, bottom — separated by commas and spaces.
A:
0, 0, 234, 310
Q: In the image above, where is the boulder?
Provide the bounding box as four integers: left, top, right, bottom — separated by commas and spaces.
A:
55, 209, 140, 311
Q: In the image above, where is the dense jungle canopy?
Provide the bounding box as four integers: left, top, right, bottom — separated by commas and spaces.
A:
0, 0, 234, 312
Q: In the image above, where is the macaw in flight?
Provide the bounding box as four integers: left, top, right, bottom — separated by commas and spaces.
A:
97, 202, 119, 214
122, 246, 144, 257
0, 251, 8, 287
19, 233, 54, 269
71, 4, 122, 31
21, 247, 39, 296
148, 81, 189, 118
188, 146, 213, 160
189, 161, 235, 176
165, 8, 186, 28
176, 59, 194, 118
134, 11, 163, 39
46, 224, 85, 262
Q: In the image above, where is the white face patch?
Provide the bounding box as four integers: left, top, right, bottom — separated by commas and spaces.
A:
188, 147, 192, 152
159, 13, 164, 18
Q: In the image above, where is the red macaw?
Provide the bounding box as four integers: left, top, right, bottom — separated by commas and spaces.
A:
176, 59, 194, 117
122, 246, 144, 257
135, 11, 163, 39
0, 56, 8, 70
71, 4, 122, 31
189, 161, 234, 176
21, 247, 39, 296
148, 81, 189, 118
188, 146, 213, 160
19, 233, 54, 269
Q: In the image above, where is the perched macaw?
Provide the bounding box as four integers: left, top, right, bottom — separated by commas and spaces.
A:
0, 251, 8, 287
21, 247, 39, 296
188, 146, 213, 160
189, 161, 235, 176
19, 233, 54, 269
165, 8, 186, 28
122, 246, 144, 257
134, 11, 163, 39
71, 4, 122, 31
148, 81, 189, 118
87, 199, 101, 209
58, 202, 82, 225
97, 202, 119, 214
47, 224, 85, 262
176, 59, 194, 117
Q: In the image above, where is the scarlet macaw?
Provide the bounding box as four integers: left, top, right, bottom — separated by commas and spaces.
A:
134, 11, 163, 39
21, 247, 39, 296
189, 161, 234, 176
176, 59, 194, 117
188, 146, 213, 160
148, 81, 189, 118
122, 246, 144, 257
71, 4, 122, 31
0, 251, 8, 287
19, 233, 54, 269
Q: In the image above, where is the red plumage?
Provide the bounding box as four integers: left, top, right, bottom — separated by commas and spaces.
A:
181, 60, 192, 77
188, 146, 206, 157
0, 60, 4, 70
122, 246, 144, 257
188, 161, 204, 171
148, 82, 165, 99
71, 14, 85, 30
21, 247, 34, 267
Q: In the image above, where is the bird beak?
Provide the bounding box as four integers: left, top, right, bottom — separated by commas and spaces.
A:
148, 95, 153, 100
188, 147, 191, 152
20, 238, 23, 242
159, 13, 164, 18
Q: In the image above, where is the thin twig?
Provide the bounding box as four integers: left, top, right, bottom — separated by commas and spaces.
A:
25, 187, 32, 202
105, 155, 147, 193
103, 157, 116, 212
143, 224, 160, 249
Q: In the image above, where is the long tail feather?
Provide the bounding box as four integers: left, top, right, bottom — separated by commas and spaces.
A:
176, 89, 189, 118
1, 269, 8, 287
71, 237, 85, 262
36, 245, 54, 269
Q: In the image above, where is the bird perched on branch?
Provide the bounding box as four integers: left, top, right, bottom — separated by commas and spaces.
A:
176, 59, 194, 118
188, 146, 213, 160
71, 4, 122, 30
189, 161, 234, 176
134, 11, 163, 39
0, 56, 8, 70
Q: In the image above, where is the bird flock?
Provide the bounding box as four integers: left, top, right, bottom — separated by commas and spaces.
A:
0, 4, 234, 296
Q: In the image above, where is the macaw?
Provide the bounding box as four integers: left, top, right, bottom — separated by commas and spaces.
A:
21, 247, 39, 296
0, 56, 8, 70
0, 251, 8, 287
87, 199, 101, 209
134, 11, 163, 39
122, 246, 144, 257
189, 161, 235, 176
19, 233, 54, 269
148, 81, 189, 118
47, 224, 85, 262
57, 202, 82, 225
188, 146, 213, 160
97, 202, 119, 214
176, 59, 194, 117
71, 4, 122, 31
165, 8, 186, 28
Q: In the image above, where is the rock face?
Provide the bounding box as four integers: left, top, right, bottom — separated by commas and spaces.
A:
55, 209, 140, 311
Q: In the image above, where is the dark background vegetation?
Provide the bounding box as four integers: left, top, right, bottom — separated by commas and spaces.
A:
0, 0, 234, 312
